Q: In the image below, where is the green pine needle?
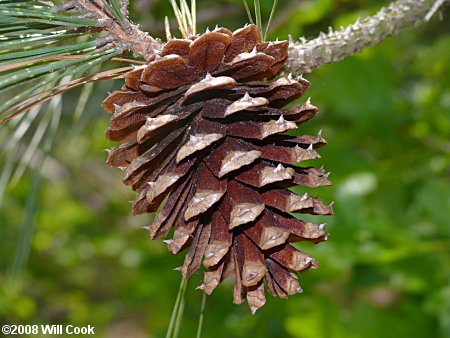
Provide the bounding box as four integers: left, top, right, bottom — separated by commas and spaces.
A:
242, 0, 254, 24
0, 0, 137, 123
196, 292, 207, 338
166, 277, 189, 338
264, 0, 279, 40
242, 0, 280, 40
254, 0, 262, 36
0, 0, 132, 211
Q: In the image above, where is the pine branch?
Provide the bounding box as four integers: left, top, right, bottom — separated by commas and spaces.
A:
285, 0, 447, 73
54, 0, 163, 58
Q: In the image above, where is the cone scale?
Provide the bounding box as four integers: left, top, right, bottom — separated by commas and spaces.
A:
103, 24, 333, 313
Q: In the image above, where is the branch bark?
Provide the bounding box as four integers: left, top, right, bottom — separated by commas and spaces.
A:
55, 0, 163, 59
286, 0, 446, 74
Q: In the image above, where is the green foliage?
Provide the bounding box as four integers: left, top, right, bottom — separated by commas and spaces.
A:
1, 0, 449, 337
0, 0, 123, 123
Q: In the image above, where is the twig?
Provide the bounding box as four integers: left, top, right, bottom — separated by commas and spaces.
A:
286, 0, 447, 73
55, 0, 163, 59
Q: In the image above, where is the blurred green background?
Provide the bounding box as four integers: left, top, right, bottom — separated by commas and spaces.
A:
1, 0, 449, 337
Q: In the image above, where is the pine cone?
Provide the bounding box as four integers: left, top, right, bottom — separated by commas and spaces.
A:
102, 24, 333, 313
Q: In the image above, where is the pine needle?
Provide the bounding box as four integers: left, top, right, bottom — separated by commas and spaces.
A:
0, 60, 130, 124
169, 0, 187, 38
0, 139, 20, 206
169, 0, 197, 37
107, 0, 126, 23
173, 277, 189, 338
166, 277, 188, 338
0, 49, 121, 122
72, 71, 96, 122
0, 0, 136, 122
180, 0, 193, 34
165, 16, 173, 40
179, 0, 188, 35
10, 96, 61, 278
254, 0, 262, 36
264, 0, 279, 40
242, 0, 254, 24
196, 292, 207, 338
10, 101, 53, 184
0, 41, 97, 63
10, 160, 42, 278
191, 0, 196, 35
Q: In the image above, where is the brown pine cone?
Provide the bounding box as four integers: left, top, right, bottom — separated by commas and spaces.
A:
102, 24, 333, 313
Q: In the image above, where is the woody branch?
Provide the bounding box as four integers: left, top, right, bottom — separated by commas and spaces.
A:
286, 0, 447, 73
